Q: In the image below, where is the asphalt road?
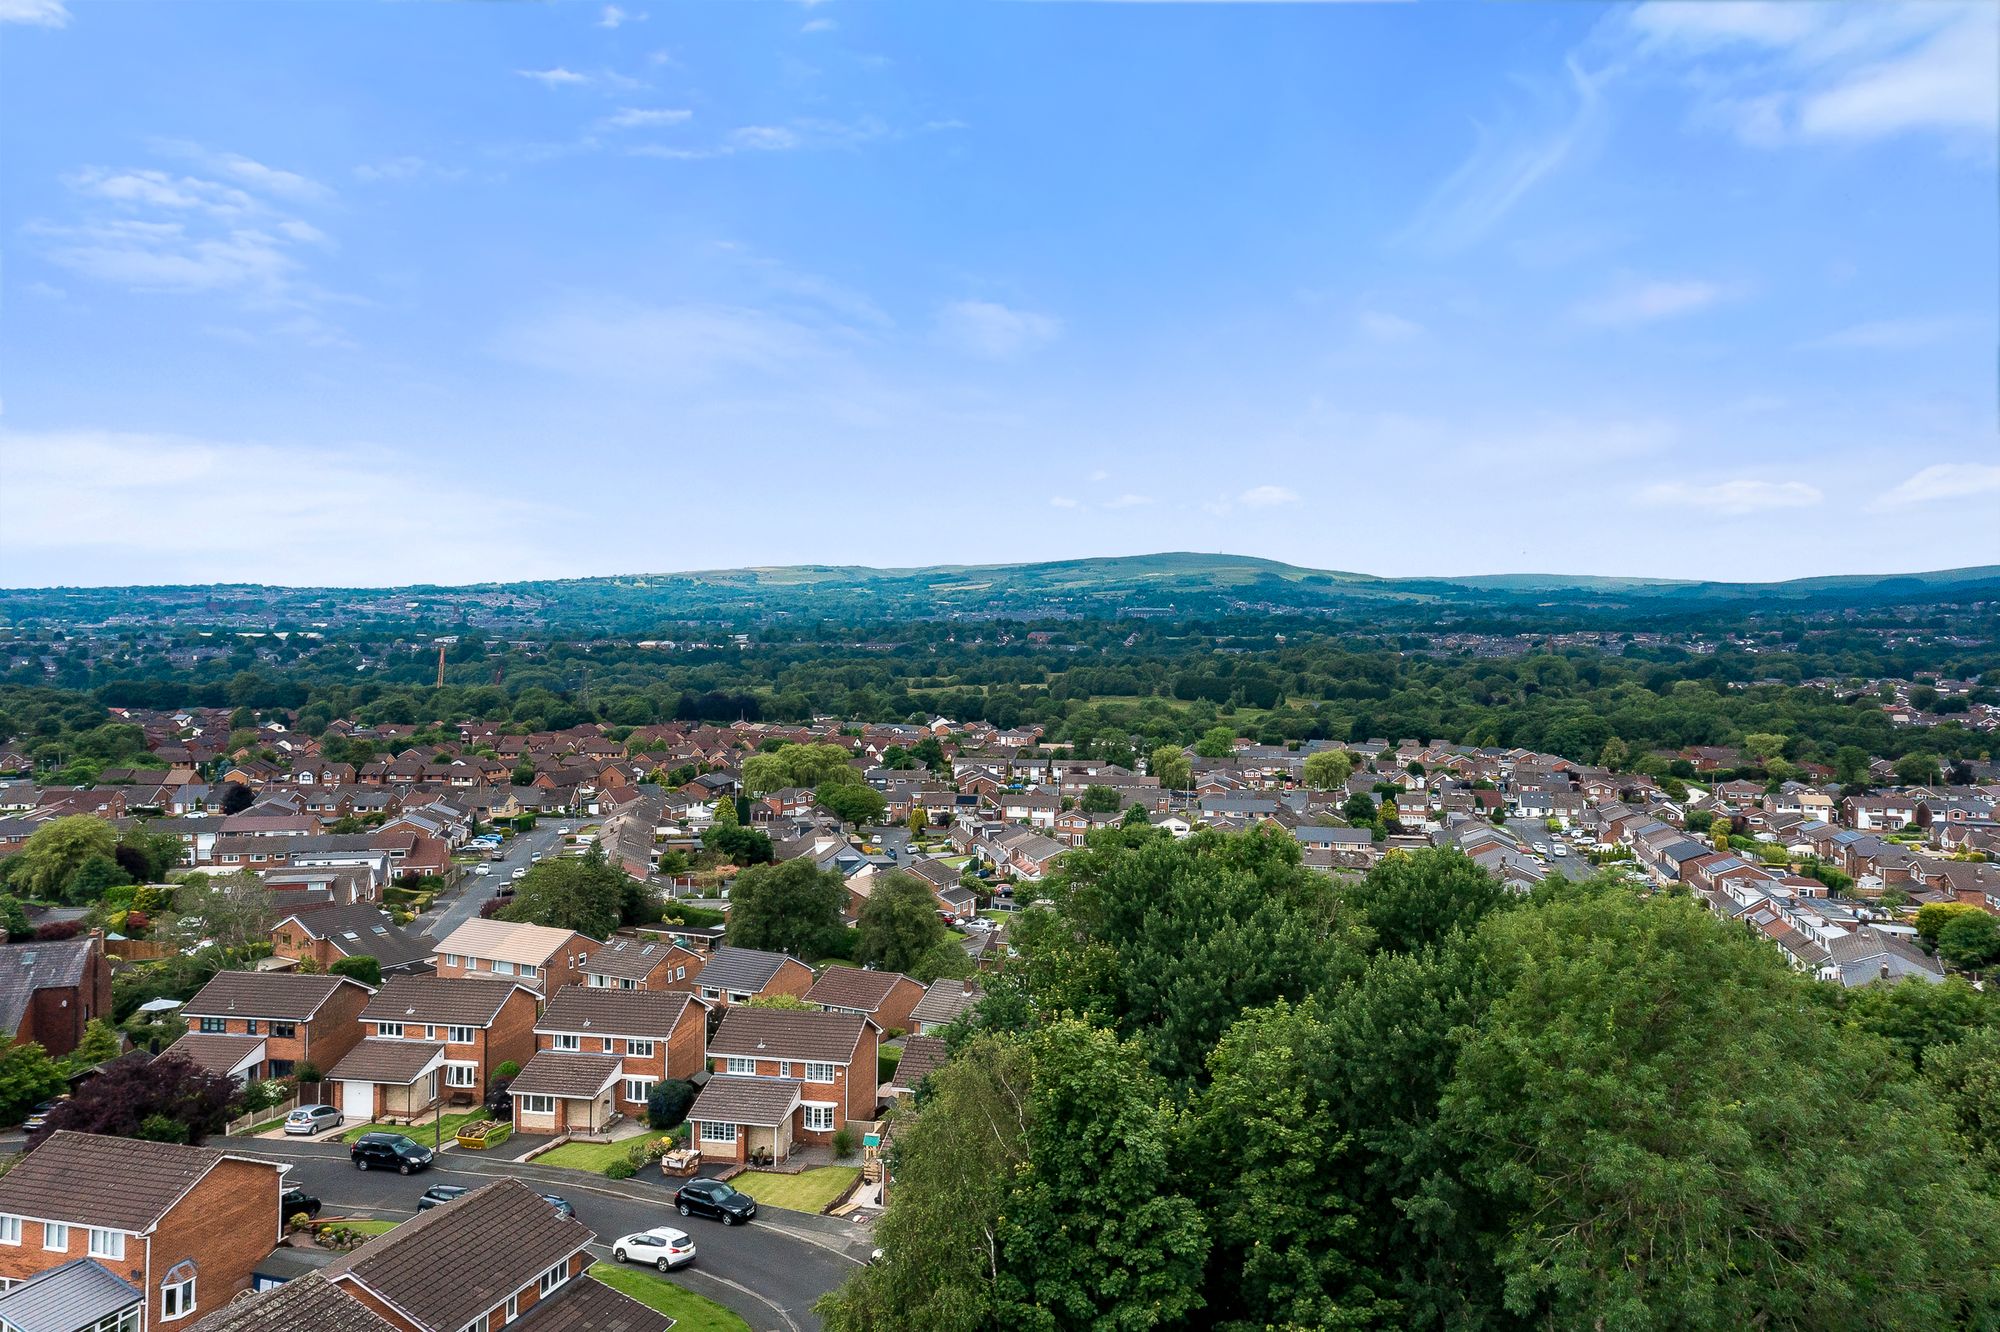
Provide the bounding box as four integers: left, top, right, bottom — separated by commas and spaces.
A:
419, 822, 570, 940
238, 1136, 867, 1331
1499, 818, 1594, 880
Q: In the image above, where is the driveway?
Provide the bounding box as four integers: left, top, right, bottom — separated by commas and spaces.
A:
419, 822, 570, 940
230, 1135, 867, 1331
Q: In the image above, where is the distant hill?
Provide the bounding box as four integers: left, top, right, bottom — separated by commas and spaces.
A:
5, 553, 1998, 630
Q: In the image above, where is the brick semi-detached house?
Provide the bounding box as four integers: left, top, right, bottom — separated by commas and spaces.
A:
581, 935, 703, 992
0, 935, 114, 1061
686, 1008, 879, 1165
185, 1179, 668, 1332
0, 1131, 284, 1330
327, 976, 537, 1124
663, 945, 814, 1008
168, 970, 375, 1082
270, 903, 435, 977
508, 986, 707, 1137
805, 965, 925, 1035
432, 919, 598, 998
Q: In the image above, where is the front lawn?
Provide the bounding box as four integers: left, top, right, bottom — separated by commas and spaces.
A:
731, 1166, 860, 1214
535, 1131, 674, 1173
341, 1111, 485, 1145
589, 1264, 750, 1332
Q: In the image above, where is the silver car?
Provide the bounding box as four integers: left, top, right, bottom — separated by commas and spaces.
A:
284, 1104, 343, 1136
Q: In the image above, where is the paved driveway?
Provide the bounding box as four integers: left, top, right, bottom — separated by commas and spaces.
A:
234, 1135, 868, 1331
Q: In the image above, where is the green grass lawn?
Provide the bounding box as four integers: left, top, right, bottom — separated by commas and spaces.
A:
732, 1166, 861, 1214
535, 1130, 674, 1173
589, 1264, 750, 1332
341, 1111, 486, 1145
343, 1219, 399, 1235
879, 1048, 902, 1084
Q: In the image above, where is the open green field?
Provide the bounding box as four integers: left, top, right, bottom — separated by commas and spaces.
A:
589, 1264, 751, 1332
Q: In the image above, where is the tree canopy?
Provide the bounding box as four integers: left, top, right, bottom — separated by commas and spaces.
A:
726, 858, 849, 959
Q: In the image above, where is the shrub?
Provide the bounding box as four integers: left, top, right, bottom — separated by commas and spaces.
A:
647, 1078, 696, 1129
830, 1125, 856, 1160
493, 1060, 521, 1081
604, 1159, 637, 1180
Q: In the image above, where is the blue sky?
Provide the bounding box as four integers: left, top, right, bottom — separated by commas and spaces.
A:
2, 0, 1995, 587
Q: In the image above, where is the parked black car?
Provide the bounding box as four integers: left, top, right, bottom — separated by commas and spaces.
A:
281, 1187, 321, 1220
673, 1179, 756, 1226
417, 1185, 470, 1210
350, 1132, 435, 1175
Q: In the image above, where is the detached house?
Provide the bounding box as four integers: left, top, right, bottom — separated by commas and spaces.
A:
170, 971, 375, 1083
666, 946, 814, 1008
327, 977, 537, 1124
0, 1131, 284, 1331
804, 966, 925, 1035
269, 903, 434, 977
685, 1008, 879, 1165
508, 986, 707, 1138
432, 919, 599, 998
0, 935, 113, 1060
580, 936, 703, 993
186, 1180, 667, 1332
909, 978, 984, 1035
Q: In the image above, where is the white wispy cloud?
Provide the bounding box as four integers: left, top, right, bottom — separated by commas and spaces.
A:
601, 107, 694, 130
0, 0, 68, 26
936, 300, 1061, 358
1402, 57, 1607, 252
1871, 464, 2000, 510
1574, 277, 1732, 326
1049, 496, 1081, 509
518, 67, 593, 88
1238, 485, 1301, 508
1640, 477, 1822, 515
1628, 2, 1997, 147
802, 17, 837, 33
1804, 316, 1970, 350
0, 430, 567, 585
1102, 493, 1154, 510
598, 5, 643, 28
1355, 309, 1423, 343
493, 299, 847, 388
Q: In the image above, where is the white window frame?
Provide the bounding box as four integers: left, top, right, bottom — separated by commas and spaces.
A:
804, 1062, 838, 1084
623, 1078, 654, 1103
537, 1261, 569, 1297
0, 1215, 19, 1245
88, 1227, 125, 1260
725, 1056, 757, 1075
447, 1026, 476, 1045
803, 1103, 836, 1132
161, 1269, 197, 1321
443, 953, 462, 968
494, 961, 516, 976
626, 1039, 655, 1058
445, 1061, 479, 1088
551, 1033, 580, 1052
699, 1120, 737, 1144
376, 1021, 404, 1038
518, 1093, 555, 1115
43, 1221, 68, 1251
520, 964, 538, 979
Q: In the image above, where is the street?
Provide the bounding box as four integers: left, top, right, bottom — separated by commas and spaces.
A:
239, 1135, 867, 1331
417, 822, 570, 940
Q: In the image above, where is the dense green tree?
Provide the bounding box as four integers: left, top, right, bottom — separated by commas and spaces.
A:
170, 870, 273, 949
1149, 745, 1191, 791
726, 859, 848, 959
329, 955, 383, 986
1895, 750, 1942, 787
1193, 726, 1237, 760
855, 872, 949, 975
1916, 901, 1984, 946
818, 781, 887, 827
702, 823, 774, 866
1341, 792, 1378, 826
1938, 912, 2000, 972
0, 1043, 69, 1127
1838, 976, 1997, 1071
498, 850, 629, 938
744, 743, 864, 795
1077, 785, 1121, 814
710, 792, 740, 828
65, 1018, 123, 1070
1301, 749, 1353, 790
63, 853, 131, 905
12, 816, 116, 899
1338, 847, 1511, 956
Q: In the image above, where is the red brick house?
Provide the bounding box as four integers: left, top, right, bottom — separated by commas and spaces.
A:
661, 945, 814, 1008
804, 965, 925, 1035
171, 970, 375, 1082
327, 976, 538, 1123
432, 919, 598, 998
0, 1131, 283, 1329
686, 1009, 879, 1164
509, 986, 707, 1137
0, 934, 114, 1060
580, 936, 703, 992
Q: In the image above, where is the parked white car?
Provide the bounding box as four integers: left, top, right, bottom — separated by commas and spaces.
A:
512, 867, 528, 880
474, 866, 491, 876
611, 1226, 696, 1271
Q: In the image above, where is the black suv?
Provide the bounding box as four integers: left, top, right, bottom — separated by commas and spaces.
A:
350, 1132, 435, 1175
281, 1187, 321, 1220
673, 1179, 756, 1226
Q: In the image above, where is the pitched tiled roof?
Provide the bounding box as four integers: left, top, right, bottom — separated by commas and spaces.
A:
508, 1271, 672, 1332
581, 936, 682, 981
691, 946, 794, 994
536, 985, 696, 1039
710, 1008, 867, 1064
910, 978, 983, 1030
435, 918, 593, 966
163, 1031, 267, 1077
687, 1074, 802, 1127
186, 1273, 396, 1332
508, 1050, 622, 1100
804, 966, 911, 1015
0, 938, 96, 1038
327, 1180, 594, 1332
327, 1038, 445, 1085
0, 1132, 252, 1232
891, 1035, 949, 1090
279, 903, 435, 971
183, 970, 369, 1022
363, 975, 531, 1027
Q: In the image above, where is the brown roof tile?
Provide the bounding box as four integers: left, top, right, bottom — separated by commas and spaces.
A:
187, 1273, 397, 1332
890, 1035, 949, 1090
163, 1031, 267, 1076
803, 966, 912, 1015
0, 1131, 266, 1232
536, 985, 696, 1040
508, 1050, 623, 1100
509, 1272, 672, 1332
327, 1038, 445, 1085
709, 1008, 867, 1064
686, 1075, 802, 1127
362, 975, 531, 1028
183, 970, 371, 1022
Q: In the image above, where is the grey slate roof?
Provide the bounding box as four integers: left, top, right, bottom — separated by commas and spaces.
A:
0, 938, 95, 1038
327, 1180, 594, 1332
910, 978, 983, 1030
693, 946, 796, 994
183, 969, 369, 1022
508, 1050, 622, 1100
509, 1273, 673, 1332
686, 1074, 802, 1127
0, 1259, 141, 1332
582, 936, 684, 981
280, 902, 435, 971
890, 1035, 949, 1091
186, 1272, 397, 1332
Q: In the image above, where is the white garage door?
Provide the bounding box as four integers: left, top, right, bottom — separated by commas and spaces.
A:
342, 1080, 373, 1121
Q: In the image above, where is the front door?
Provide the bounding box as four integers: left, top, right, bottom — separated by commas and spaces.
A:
342, 1080, 373, 1121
